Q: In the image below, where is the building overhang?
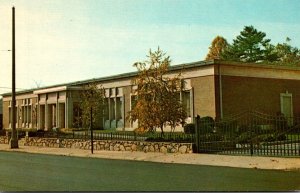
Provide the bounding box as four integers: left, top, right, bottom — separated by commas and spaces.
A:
33, 86, 83, 95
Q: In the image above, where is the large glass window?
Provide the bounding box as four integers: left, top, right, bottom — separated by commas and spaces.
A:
110, 98, 115, 120
103, 98, 109, 121
131, 95, 137, 110
116, 97, 123, 120
73, 102, 82, 128
182, 91, 191, 117
9, 107, 11, 124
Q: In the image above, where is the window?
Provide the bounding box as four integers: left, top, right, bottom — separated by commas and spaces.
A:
110, 98, 115, 120
131, 95, 137, 110
103, 98, 109, 121
116, 97, 123, 120
182, 91, 191, 117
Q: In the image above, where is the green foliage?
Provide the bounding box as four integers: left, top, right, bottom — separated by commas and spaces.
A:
221, 26, 271, 62
199, 133, 223, 141
129, 48, 186, 134
184, 123, 195, 134
218, 25, 300, 65
272, 38, 300, 66
77, 82, 106, 129
200, 116, 215, 133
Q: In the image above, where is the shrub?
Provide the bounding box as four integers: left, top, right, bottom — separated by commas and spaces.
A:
200, 116, 215, 133
235, 132, 251, 144
199, 133, 223, 141
184, 123, 195, 134
276, 134, 286, 141
134, 127, 148, 134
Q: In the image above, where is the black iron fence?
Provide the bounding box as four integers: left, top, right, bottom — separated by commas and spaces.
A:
27, 129, 195, 143
194, 111, 300, 157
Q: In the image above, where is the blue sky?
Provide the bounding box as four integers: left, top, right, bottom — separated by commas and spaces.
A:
0, 0, 300, 95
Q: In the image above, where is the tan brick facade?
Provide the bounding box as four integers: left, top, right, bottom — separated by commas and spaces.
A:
2, 60, 300, 131
221, 76, 300, 117
191, 75, 217, 118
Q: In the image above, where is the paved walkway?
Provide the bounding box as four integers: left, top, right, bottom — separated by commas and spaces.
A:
0, 143, 299, 170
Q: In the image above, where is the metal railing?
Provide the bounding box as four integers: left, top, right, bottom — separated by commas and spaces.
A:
27, 129, 194, 143
194, 111, 300, 157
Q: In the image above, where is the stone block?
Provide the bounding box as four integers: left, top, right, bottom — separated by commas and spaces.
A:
143, 146, 149, 153
179, 145, 187, 153
120, 145, 125, 151
160, 146, 167, 153
125, 147, 131, 151
131, 144, 137, 151
149, 145, 155, 152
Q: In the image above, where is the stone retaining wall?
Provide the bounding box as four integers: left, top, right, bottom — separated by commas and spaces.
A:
0, 136, 9, 144
23, 137, 193, 153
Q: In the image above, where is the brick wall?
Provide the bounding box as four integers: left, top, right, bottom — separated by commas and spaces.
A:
191, 75, 217, 118
221, 76, 300, 117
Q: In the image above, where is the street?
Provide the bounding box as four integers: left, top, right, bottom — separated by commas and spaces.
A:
0, 151, 299, 191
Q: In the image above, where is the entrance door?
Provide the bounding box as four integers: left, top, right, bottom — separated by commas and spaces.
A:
280, 93, 293, 126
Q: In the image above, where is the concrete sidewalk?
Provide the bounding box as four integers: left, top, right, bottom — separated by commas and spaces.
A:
1, 143, 300, 171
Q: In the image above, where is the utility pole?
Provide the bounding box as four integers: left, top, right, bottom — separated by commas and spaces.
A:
10, 6, 18, 148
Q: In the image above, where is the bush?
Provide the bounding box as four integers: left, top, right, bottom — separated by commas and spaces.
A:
200, 116, 215, 133
184, 123, 195, 134
235, 132, 251, 144
276, 134, 286, 141
199, 133, 223, 141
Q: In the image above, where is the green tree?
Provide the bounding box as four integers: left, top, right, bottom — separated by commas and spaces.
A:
221, 26, 271, 62
129, 48, 186, 135
205, 36, 228, 60
77, 82, 106, 129
273, 37, 300, 66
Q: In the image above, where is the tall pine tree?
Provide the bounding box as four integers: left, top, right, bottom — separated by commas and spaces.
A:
222, 26, 271, 63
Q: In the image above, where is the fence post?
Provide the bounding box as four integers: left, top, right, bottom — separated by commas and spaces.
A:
195, 115, 201, 153
250, 114, 254, 156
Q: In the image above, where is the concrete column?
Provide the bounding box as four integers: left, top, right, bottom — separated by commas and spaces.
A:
37, 104, 40, 129
65, 98, 68, 129
57, 101, 60, 128
26, 104, 28, 128
108, 97, 111, 129
114, 97, 117, 128
65, 93, 73, 128
190, 87, 194, 122
122, 95, 125, 130
45, 102, 48, 131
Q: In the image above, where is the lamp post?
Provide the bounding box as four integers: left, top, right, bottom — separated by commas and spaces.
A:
9, 6, 18, 148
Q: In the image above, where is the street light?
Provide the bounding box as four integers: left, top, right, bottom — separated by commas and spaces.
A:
9, 6, 18, 149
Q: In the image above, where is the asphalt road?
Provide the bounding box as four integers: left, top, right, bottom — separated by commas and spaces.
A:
0, 151, 299, 191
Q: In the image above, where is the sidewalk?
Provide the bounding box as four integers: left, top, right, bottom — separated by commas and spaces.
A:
1, 143, 300, 170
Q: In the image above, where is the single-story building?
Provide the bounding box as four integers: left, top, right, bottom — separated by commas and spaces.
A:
2, 60, 300, 131
0, 98, 2, 130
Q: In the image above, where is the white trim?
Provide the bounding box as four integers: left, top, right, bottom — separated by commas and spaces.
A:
280, 92, 293, 126
34, 86, 68, 94
221, 65, 300, 81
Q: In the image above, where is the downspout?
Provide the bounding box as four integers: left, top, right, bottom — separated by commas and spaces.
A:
218, 63, 223, 120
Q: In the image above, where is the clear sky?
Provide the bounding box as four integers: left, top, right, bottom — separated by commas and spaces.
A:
0, 0, 300, 95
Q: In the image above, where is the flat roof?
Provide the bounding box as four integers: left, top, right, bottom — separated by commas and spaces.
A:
2, 59, 300, 97
1, 60, 214, 97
